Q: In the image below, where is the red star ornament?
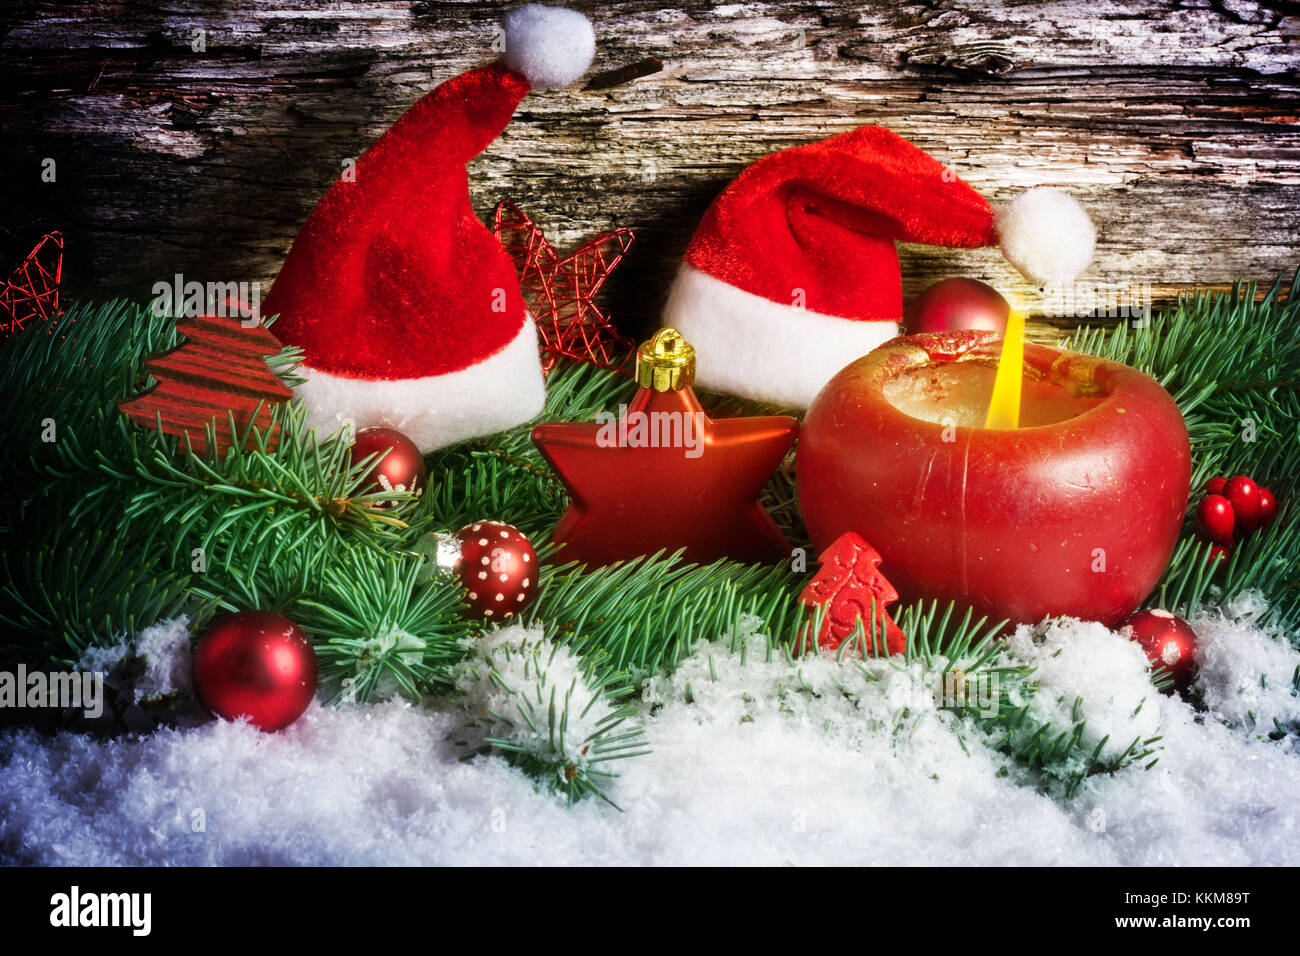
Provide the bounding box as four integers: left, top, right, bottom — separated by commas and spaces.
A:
493, 201, 636, 375
531, 329, 798, 566
797, 532, 907, 657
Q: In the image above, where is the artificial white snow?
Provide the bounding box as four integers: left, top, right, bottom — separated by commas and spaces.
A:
1190, 590, 1300, 734
1002, 617, 1163, 767
351, 627, 427, 702
2, 615, 1298, 865
75, 643, 128, 678
500, 5, 596, 91
1066, 697, 1298, 866
128, 616, 194, 700
451, 625, 623, 786
995, 186, 1096, 285
78, 615, 193, 703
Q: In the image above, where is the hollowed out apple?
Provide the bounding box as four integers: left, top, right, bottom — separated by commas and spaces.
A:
797, 330, 1190, 627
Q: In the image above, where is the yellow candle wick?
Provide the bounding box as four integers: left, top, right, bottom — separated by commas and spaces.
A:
984, 309, 1025, 429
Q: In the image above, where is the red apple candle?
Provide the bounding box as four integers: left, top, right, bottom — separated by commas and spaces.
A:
797, 329, 1191, 627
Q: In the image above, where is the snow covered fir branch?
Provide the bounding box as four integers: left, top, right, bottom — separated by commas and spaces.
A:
1, 273, 1298, 805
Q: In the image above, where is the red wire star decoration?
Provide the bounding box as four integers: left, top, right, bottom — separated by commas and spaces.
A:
1, 231, 64, 338
492, 201, 636, 376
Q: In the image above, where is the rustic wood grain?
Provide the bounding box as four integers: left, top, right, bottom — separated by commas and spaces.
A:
2, 0, 1298, 343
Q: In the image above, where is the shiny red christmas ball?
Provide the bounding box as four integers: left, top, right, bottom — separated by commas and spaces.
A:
904, 277, 1010, 336
453, 521, 538, 620
1223, 475, 1260, 535
1118, 609, 1198, 693
1196, 494, 1236, 546
1205, 476, 1227, 495
193, 611, 318, 731
350, 427, 427, 497
1258, 486, 1277, 529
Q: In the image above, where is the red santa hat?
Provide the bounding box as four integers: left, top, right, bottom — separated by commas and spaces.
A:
264, 5, 597, 452
661, 125, 1097, 408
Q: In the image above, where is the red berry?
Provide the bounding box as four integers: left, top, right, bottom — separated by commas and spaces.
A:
1223, 475, 1260, 535
1196, 494, 1235, 547
1205, 476, 1227, 495
1257, 486, 1277, 529
1205, 543, 1231, 572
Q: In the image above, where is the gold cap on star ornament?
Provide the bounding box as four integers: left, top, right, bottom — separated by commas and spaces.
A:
636, 327, 696, 392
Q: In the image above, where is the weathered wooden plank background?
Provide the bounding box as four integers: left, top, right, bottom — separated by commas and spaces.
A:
2, 0, 1298, 342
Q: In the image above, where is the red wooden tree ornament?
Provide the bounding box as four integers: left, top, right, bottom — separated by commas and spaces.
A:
118, 313, 292, 457
798, 532, 907, 657
1, 231, 64, 337
493, 201, 635, 375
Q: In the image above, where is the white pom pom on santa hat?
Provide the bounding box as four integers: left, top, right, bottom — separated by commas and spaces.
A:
995, 186, 1097, 286
501, 5, 596, 90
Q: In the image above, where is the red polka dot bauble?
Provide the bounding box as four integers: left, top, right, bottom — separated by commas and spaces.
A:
1118, 608, 1198, 694
350, 426, 427, 498
453, 521, 538, 620
193, 610, 318, 731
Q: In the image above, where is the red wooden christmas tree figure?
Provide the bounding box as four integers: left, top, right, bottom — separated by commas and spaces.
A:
798, 532, 907, 657
118, 312, 292, 457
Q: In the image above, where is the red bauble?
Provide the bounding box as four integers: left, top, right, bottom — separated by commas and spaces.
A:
1223, 475, 1260, 535
453, 521, 538, 620
350, 427, 427, 497
193, 611, 318, 731
1196, 494, 1236, 547
1258, 486, 1277, 528
1118, 609, 1198, 693
797, 331, 1189, 628
904, 278, 1010, 336
1205, 476, 1227, 495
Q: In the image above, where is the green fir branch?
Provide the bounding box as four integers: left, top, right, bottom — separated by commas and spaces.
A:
449, 628, 648, 807
525, 551, 809, 683
3, 274, 1298, 797
1067, 272, 1300, 634
289, 546, 468, 702
0, 522, 196, 662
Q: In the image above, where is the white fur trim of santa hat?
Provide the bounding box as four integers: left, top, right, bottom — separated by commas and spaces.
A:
501, 5, 596, 90
293, 316, 546, 453
662, 264, 899, 410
